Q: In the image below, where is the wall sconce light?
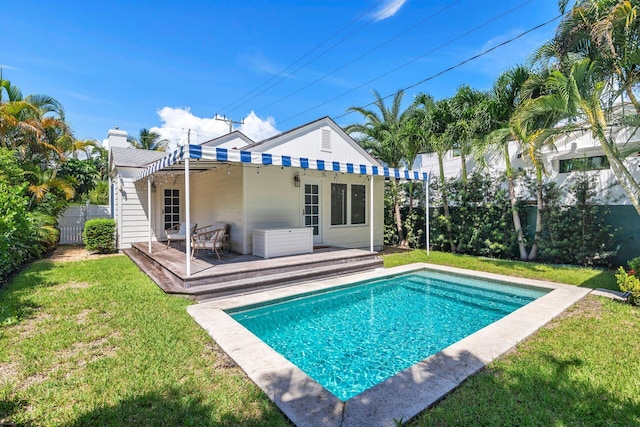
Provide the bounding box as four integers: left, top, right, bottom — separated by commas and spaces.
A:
293, 172, 300, 187
151, 180, 157, 193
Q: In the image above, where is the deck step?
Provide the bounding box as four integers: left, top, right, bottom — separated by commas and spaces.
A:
124, 248, 190, 296
187, 252, 381, 286
192, 258, 383, 301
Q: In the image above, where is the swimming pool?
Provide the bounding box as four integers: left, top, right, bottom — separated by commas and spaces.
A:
188, 263, 590, 426
228, 270, 548, 401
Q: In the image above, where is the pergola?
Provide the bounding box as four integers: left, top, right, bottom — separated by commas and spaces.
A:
133, 144, 430, 276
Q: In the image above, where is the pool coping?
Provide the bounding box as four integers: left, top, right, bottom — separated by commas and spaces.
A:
187, 263, 592, 426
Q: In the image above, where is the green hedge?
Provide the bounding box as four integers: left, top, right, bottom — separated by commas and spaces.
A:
0, 183, 42, 283
83, 218, 116, 254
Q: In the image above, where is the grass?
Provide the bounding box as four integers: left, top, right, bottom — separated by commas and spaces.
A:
383, 249, 619, 290
410, 296, 640, 426
1, 250, 637, 426
0, 256, 290, 426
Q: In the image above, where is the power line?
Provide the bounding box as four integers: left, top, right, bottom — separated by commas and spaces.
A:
255, 0, 462, 113
279, 7, 560, 126
219, 0, 387, 113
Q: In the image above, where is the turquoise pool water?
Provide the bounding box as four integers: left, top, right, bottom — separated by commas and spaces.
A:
229, 270, 548, 401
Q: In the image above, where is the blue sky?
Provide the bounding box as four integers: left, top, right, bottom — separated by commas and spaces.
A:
1, 0, 561, 147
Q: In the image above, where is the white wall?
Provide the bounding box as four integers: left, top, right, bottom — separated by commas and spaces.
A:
253, 120, 379, 167
243, 166, 384, 253
417, 129, 640, 205
113, 167, 155, 249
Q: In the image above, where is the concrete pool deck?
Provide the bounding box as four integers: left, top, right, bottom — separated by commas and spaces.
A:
187, 263, 592, 426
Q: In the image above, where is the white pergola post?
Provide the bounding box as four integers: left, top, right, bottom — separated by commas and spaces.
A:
185, 158, 192, 278
147, 176, 152, 253
370, 176, 374, 252
426, 176, 430, 256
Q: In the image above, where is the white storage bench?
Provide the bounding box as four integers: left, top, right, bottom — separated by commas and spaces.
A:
252, 228, 313, 258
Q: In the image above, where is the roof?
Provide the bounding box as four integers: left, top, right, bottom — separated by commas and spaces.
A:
241, 116, 329, 151
110, 147, 167, 168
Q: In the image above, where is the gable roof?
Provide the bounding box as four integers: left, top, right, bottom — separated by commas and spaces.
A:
241, 116, 382, 167
200, 130, 255, 149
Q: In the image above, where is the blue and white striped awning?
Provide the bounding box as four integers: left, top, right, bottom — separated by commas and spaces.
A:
133, 144, 428, 182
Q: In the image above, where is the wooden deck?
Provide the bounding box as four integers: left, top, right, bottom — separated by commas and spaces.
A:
124, 242, 383, 301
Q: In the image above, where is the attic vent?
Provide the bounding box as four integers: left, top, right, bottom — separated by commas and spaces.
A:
321, 129, 331, 152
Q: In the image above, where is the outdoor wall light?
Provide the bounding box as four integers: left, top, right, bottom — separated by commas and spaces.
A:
294, 173, 300, 187
151, 180, 157, 193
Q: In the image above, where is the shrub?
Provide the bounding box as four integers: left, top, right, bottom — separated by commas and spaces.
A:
615, 266, 640, 306
83, 218, 116, 253
0, 183, 40, 282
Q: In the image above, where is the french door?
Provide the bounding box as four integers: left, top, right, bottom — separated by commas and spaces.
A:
302, 182, 321, 244
163, 189, 180, 230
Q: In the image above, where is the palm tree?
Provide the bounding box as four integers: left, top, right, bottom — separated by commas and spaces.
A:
537, 0, 640, 112
422, 97, 457, 252
345, 90, 415, 246
519, 58, 640, 215
481, 66, 536, 260
128, 128, 168, 151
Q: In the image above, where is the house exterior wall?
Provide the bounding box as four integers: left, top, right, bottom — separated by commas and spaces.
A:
113, 167, 155, 249
189, 164, 244, 253
242, 166, 384, 254
253, 121, 378, 167
416, 128, 640, 206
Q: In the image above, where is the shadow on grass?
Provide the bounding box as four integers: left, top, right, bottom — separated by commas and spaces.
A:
67, 387, 288, 427
416, 351, 640, 425
0, 261, 57, 327
1, 397, 31, 426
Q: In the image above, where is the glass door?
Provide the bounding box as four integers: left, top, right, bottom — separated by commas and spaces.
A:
303, 183, 321, 244
163, 189, 180, 230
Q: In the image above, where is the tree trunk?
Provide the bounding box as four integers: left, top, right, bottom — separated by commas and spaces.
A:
507, 167, 529, 260
438, 153, 456, 252
625, 87, 640, 115
597, 133, 640, 216
391, 181, 406, 247
460, 150, 468, 184
527, 166, 543, 261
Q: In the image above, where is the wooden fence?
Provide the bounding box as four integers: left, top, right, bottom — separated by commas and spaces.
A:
58, 204, 111, 244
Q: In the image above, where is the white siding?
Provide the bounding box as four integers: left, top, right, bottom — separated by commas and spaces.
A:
114, 167, 155, 249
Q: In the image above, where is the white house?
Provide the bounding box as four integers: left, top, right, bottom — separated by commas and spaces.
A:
108, 117, 427, 257
415, 125, 640, 263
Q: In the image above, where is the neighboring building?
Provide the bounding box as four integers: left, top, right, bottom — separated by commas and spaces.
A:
107, 117, 400, 254
416, 126, 640, 263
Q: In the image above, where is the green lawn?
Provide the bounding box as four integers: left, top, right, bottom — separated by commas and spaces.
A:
1, 251, 638, 426
383, 249, 619, 290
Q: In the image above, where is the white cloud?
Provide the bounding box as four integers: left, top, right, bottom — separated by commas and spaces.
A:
150, 107, 280, 150
372, 0, 408, 21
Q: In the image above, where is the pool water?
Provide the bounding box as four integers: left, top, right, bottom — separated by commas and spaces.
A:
229, 270, 548, 401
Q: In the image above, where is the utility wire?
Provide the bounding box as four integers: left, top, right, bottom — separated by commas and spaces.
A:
255, 0, 462, 113
280, 8, 560, 125
220, 0, 387, 113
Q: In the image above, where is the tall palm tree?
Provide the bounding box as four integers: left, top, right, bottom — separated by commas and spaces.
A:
128, 128, 168, 151
519, 58, 640, 215
345, 90, 415, 246
482, 66, 536, 260
537, 0, 640, 112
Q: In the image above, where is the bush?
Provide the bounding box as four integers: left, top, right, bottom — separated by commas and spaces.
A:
83, 218, 116, 253
0, 183, 41, 283
615, 265, 640, 306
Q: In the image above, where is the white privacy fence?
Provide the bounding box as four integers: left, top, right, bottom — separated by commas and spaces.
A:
58, 204, 111, 244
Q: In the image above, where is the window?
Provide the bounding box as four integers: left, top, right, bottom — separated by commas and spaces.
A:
559, 155, 610, 173
331, 183, 366, 226
351, 184, 366, 224
331, 183, 347, 225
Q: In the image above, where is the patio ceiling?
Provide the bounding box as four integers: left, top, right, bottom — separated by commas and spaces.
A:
133, 144, 429, 182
